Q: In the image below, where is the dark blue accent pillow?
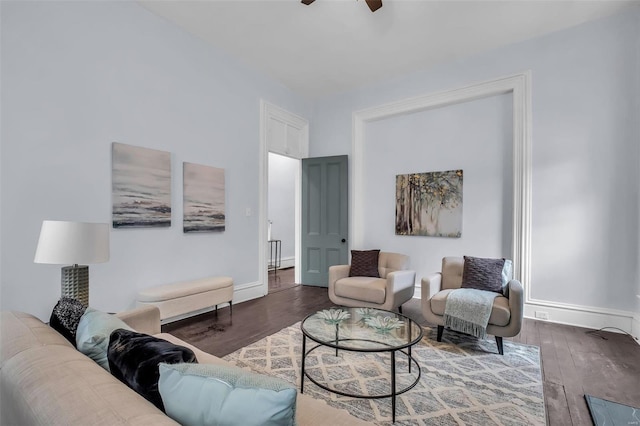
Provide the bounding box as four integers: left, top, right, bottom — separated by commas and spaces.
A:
107, 329, 197, 411
461, 256, 506, 293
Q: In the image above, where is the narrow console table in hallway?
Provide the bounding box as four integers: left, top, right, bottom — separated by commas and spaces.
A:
268, 239, 281, 274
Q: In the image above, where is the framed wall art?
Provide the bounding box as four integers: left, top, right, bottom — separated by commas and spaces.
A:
112, 142, 171, 228
183, 162, 225, 233
396, 169, 463, 238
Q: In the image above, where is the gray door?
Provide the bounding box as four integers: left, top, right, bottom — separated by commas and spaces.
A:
301, 155, 349, 286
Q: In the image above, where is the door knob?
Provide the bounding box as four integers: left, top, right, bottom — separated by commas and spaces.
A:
341, 239, 346, 243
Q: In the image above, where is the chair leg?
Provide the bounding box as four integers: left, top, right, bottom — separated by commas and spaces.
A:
495, 336, 504, 355
398, 305, 403, 314
437, 325, 444, 342
229, 301, 233, 317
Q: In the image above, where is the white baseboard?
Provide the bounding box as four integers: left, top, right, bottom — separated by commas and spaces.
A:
233, 281, 266, 304
278, 256, 295, 269
416, 284, 638, 344
524, 299, 636, 335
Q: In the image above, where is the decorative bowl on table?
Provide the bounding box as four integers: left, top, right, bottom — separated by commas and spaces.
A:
317, 308, 351, 325
364, 315, 404, 333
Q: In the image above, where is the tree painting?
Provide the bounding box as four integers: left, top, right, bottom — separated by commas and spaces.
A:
396, 170, 463, 237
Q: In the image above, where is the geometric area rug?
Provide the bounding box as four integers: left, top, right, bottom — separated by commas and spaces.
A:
223, 322, 546, 425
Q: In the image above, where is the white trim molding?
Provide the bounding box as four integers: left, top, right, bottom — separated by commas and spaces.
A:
260, 100, 309, 296
525, 298, 638, 339
233, 280, 264, 305
352, 72, 533, 292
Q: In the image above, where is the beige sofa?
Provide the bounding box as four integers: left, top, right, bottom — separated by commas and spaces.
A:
0, 307, 366, 425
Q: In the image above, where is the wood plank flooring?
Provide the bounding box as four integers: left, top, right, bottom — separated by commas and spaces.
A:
268, 267, 298, 294
163, 285, 640, 426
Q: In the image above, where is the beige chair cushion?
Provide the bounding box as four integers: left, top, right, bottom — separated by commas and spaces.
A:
429, 289, 511, 326
334, 277, 386, 304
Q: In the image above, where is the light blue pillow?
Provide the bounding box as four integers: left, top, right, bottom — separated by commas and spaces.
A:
75, 307, 133, 371
502, 259, 513, 294
158, 363, 297, 426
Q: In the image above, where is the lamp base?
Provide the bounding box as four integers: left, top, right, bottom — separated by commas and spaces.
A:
61, 265, 89, 306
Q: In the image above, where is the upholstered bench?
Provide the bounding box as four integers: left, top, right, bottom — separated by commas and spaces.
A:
137, 276, 233, 323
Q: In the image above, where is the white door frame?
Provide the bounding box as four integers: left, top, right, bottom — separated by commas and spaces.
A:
352, 72, 532, 293
259, 100, 309, 295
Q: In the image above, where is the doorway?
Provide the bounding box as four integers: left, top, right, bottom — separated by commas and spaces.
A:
267, 152, 299, 293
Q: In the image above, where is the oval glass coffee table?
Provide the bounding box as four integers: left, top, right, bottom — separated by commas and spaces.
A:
300, 307, 423, 423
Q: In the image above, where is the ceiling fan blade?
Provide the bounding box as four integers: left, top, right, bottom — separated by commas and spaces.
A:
301, 0, 315, 5
365, 0, 382, 12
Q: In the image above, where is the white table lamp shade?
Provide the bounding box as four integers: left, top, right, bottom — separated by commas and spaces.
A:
35, 221, 109, 306
34, 221, 110, 265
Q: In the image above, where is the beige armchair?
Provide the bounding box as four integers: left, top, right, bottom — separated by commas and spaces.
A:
328, 252, 416, 313
421, 257, 524, 355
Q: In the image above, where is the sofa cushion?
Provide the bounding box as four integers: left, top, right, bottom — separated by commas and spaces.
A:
158, 363, 297, 426
461, 256, 505, 293
1, 311, 73, 367
49, 297, 87, 345
349, 249, 380, 278
153, 333, 369, 426
76, 307, 134, 371
335, 277, 386, 304
108, 329, 197, 411
430, 289, 511, 326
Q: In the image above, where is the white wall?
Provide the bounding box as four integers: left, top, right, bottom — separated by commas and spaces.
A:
311, 8, 640, 314
0, 1, 311, 320
636, 11, 640, 338
362, 95, 513, 281
267, 152, 297, 263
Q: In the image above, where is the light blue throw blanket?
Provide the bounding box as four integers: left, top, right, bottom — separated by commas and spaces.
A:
443, 288, 499, 339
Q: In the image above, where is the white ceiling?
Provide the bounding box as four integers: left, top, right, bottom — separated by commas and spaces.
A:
139, 0, 639, 99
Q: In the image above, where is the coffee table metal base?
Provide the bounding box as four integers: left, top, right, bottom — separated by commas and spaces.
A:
300, 336, 422, 423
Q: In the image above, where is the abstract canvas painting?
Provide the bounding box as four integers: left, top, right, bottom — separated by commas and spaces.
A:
183, 162, 225, 233
112, 142, 171, 228
396, 169, 463, 237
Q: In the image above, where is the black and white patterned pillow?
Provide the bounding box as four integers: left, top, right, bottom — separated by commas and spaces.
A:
461, 256, 505, 293
49, 297, 87, 344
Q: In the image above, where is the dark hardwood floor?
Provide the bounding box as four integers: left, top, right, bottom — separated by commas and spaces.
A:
268, 267, 298, 294
163, 285, 640, 425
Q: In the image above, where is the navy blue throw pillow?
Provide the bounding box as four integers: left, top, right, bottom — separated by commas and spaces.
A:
461, 256, 506, 293
107, 329, 197, 411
